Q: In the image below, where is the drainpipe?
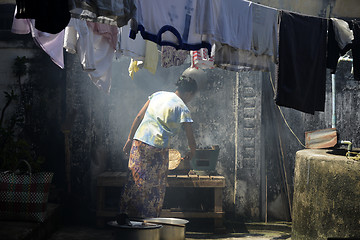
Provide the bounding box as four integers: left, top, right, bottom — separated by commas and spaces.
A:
332, 73, 336, 128
332, 56, 353, 128
234, 72, 240, 207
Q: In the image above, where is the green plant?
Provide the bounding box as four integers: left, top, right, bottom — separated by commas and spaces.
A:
0, 56, 45, 171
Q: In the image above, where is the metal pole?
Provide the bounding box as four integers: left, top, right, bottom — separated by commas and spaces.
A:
331, 74, 336, 129
234, 72, 239, 207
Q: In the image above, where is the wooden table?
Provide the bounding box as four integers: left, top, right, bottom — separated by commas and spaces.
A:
96, 172, 226, 231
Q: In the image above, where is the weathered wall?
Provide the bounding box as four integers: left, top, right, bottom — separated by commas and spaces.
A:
1, 0, 360, 224
0, 5, 34, 119
64, 49, 266, 220
0, 4, 66, 191
260, 60, 360, 221
234, 72, 263, 218
255, 0, 360, 222
255, 0, 360, 18
292, 149, 360, 240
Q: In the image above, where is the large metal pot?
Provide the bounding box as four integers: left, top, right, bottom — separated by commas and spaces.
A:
143, 218, 189, 240
108, 221, 162, 240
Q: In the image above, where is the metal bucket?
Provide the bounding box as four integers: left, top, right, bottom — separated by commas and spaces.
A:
108, 221, 162, 240
143, 218, 189, 240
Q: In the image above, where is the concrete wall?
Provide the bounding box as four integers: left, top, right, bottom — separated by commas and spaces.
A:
64, 51, 245, 215
255, 0, 360, 18
0, 0, 359, 223
62, 48, 269, 220
0, 4, 66, 187
255, 0, 360, 221
292, 149, 360, 240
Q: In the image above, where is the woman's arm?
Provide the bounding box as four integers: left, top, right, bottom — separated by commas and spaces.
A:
182, 122, 196, 160
123, 100, 150, 154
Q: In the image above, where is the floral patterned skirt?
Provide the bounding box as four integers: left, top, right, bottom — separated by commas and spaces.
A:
119, 140, 169, 218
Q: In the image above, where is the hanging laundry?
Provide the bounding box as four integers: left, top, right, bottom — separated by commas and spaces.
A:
63, 22, 78, 55
252, 4, 278, 56
15, 0, 70, 34
128, 59, 141, 80
195, 0, 252, 50
214, 43, 270, 72
143, 41, 159, 74
63, 18, 116, 93
87, 22, 118, 92
116, 21, 146, 61
87, 31, 114, 93
327, 20, 342, 74
213, 3, 278, 72
64, 18, 96, 70
68, 0, 136, 28
130, 0, 211, 52
352, 20, 360, 81
332, 18, 354, 50
12, 12, 65, 69
326, 19, 353, 74
161, 46, 189, 68
11, 17, 30, 34
190, 47, 215, 69
275, 11, 327, 114
87, 22, 118, 50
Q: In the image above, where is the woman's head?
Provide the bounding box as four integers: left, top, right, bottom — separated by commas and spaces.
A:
175, 75, 198, 103
176, 75, 198, 95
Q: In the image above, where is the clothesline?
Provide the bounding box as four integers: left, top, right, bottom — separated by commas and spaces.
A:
11, 0, 360, 115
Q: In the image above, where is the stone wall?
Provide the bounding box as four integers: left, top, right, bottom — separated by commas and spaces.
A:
1, 0, 359, 223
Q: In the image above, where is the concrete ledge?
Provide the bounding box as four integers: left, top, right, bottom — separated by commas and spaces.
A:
292, 149, 360, 240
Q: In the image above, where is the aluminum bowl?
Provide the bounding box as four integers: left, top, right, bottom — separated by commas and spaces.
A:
143, 218, 189, 240
108, 220, 162, 240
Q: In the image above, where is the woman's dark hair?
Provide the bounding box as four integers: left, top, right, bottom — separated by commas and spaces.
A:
176, 75, 198, 94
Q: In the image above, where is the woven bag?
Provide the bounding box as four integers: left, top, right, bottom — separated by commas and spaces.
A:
0, 160, 53, 222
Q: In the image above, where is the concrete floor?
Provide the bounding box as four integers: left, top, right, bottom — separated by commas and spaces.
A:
48, 223, 292, 240
0, 204, 291, 240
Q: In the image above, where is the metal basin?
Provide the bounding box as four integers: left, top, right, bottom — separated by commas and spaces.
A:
108, 221, 162, 240
143, 218, 189, 240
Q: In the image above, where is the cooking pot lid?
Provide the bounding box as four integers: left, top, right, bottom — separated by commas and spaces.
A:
143, 218, 189, 227
108, 221, 162, 229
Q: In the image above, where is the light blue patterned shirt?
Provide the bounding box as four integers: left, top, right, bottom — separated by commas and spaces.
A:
134, 91, 193, 148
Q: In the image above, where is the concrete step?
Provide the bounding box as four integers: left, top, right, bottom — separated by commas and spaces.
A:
0, 203, 61, 240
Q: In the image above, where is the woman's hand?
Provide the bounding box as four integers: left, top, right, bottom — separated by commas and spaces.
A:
123, 139, 133, 157
181, 150, 195, 169
182, 150, 195, 161
182, 122, 196, 160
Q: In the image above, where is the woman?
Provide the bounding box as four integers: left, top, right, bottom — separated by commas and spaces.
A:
119, 75, 198, 220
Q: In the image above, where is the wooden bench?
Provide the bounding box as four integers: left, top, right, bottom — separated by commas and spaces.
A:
96, 172, 226, 231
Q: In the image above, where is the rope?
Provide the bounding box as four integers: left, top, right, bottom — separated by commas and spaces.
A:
269, 72, 294, 220
277, 126, 292, 218
269, 74, 306, 148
